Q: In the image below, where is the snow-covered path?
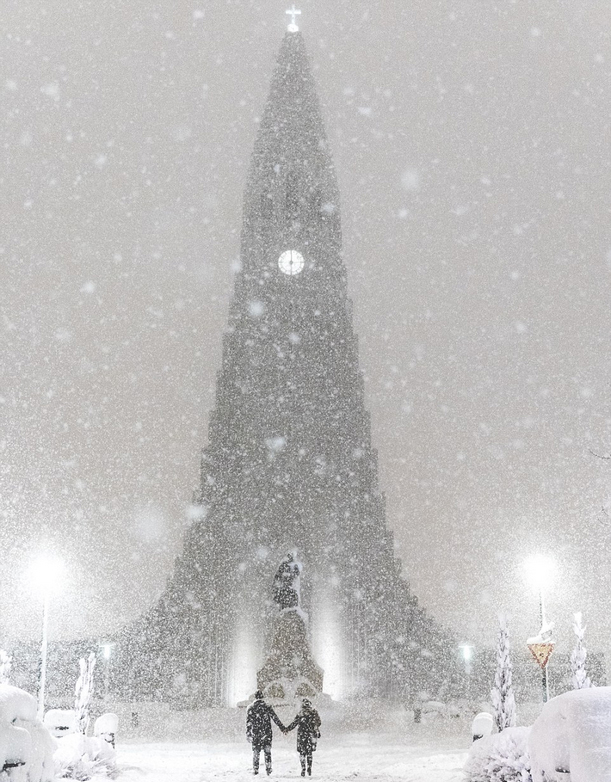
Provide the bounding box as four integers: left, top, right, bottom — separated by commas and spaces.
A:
115, 736, 467, 782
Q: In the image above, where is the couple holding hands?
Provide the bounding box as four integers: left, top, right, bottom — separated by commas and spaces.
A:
246, 690, 322, 777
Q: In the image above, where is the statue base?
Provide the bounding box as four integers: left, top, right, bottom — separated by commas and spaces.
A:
256, 608, 324, 700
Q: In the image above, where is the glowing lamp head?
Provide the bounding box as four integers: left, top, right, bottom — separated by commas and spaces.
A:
460, 644, 473, 662
101, 644, 113, 660
523, 554, 555, 592
28, 555, 65, 596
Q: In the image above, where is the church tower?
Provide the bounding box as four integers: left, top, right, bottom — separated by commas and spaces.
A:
120, 23, 454, 708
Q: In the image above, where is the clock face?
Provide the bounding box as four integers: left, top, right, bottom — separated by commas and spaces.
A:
278, 249, 305, 276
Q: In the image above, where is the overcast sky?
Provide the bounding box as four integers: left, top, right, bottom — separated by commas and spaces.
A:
2, 0, 611, 666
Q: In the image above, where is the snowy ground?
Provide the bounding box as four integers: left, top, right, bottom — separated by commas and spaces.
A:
113, 732, 468, 782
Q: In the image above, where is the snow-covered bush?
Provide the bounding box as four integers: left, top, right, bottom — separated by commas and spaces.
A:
54, 733, 117, 781
491, 615, 516, 732
529, 687, 611, 781
54, 652, 117, 780
570, 612, 592, 690
0, 684, 55, 782
52, 654, 116, 779
464, 726, 531, 782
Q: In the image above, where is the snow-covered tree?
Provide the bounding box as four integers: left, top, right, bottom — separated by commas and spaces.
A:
0, 649, 11, 684
570, 612, 592, 690
491, 614, 516, 731
74, 652, 96, 735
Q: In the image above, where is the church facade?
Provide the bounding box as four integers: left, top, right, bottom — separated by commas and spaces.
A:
118, 28, 455, 708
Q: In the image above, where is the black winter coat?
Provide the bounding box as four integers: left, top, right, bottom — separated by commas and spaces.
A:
246, 699, 284, 747
286, 707, 321, 754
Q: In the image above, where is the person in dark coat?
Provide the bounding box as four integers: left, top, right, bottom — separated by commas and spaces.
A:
284, 699, 321, 776
246, 690, 285, 775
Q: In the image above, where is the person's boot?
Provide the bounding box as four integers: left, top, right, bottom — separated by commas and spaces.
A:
307, 755, 312, 776
300, 756, 306, 777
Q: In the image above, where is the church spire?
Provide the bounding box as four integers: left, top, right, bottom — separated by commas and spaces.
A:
240, 29, 342, 289
286, 5, 301, 32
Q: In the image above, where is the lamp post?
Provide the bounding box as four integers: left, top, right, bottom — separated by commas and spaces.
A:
524, 555, 555, 704
29, 555, 65, 719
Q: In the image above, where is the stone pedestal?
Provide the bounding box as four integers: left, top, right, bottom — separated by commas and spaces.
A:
257, 609, 323, 700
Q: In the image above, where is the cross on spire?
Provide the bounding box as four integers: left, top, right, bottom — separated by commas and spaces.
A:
286, 5, 301, 32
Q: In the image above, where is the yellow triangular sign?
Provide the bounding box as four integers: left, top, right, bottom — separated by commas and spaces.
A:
528, 642, 555, 669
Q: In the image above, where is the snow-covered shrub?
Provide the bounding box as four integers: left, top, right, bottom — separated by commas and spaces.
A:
74, 654, 96, 736
570, 613, 592, 690
54, 733, 117, 781
0, 684, 55, 782
491, 615, 516, 731
53, 655, 116, 779
529, 687, 611, 782
464, 726, 532, 782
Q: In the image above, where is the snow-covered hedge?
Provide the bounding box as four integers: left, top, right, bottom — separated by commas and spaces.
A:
529, 686, 611, 782
464, 726, 531, 782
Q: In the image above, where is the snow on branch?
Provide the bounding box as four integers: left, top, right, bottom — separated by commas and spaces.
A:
570, 612, 592, 690
75, 652, 97, 735
491, 614, 516, 732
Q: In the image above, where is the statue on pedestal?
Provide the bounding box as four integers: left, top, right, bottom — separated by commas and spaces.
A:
273, 553, 301, 611
256, 553, 323, 700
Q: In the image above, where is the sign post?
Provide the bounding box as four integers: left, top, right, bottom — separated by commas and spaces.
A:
527, 641, 555, 703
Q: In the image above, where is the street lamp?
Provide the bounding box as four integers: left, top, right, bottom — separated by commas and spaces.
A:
524, 555, 554, 627
28, 555, 65, 719
460, 644, 473, 669
524, 555, 555, 703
